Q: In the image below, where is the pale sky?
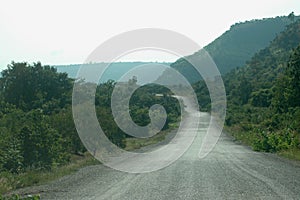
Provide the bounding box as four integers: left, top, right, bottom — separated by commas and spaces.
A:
1, 0, 300, 69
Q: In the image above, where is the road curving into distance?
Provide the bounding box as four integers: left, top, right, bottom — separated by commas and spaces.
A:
18, 96, 300, 200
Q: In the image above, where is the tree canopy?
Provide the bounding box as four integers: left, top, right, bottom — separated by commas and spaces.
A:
0, 62, 180, 173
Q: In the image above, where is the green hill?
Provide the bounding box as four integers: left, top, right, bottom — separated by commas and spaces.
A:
218, 19, 300, 154
54, 62, 169, 85
166, 15, 299, 83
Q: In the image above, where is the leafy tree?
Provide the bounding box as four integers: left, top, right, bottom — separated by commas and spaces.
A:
250, 89, 272, 107
0, 62, 72, 111
286, 45, 300, 107
0, 62, 74, 172
288, 12, 295, 22
48, 108, 85, 155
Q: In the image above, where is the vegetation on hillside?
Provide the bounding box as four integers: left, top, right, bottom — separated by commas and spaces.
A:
163, 15, 299, 83
194, 18, 300, 154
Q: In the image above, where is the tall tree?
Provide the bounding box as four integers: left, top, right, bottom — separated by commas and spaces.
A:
0, 62, 72, 111
286, 45, 300, 107
288, 12, 295, 22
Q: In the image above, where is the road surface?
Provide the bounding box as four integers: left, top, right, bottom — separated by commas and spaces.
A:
18, 97, 300, 199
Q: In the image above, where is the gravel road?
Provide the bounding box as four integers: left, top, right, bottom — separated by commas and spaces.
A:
17, 97, 300, 199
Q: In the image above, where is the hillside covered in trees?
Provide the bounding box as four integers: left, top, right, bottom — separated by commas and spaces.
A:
165, 15, 299, 83
194, 18, 300, 154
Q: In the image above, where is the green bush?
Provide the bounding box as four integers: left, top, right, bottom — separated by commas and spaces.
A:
252, 128, 298, 152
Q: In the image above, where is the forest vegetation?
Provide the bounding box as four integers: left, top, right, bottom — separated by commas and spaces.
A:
0, 62, 180, 196
194, 17, 300, 154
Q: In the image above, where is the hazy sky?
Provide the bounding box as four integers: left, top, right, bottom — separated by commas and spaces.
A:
1, 0, 300, 69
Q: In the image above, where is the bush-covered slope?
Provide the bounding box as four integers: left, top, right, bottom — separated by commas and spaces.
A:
168, 15, 298, 83
219, 19, 300, 153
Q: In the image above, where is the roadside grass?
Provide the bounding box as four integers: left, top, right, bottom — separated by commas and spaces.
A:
278, 148, 300, 161
0, 153, 100, 196
224, 125, 254, 146
225, 126, 300, 161
124, 122, 179, 151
